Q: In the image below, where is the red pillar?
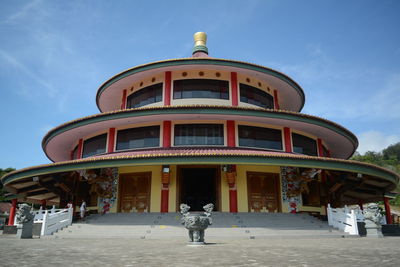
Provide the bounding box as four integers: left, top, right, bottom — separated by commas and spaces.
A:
273, 90, 280, 110
107, 128, 116, 153
163, 121, 171, 148
164, 71, 172, 106
8, 199, 17, 226
41, 199, 47, 209
229, 185, 238, 213
283, 127, 292, 153
227, 120, 235, 147
77, 138, 83, 159
230, 72, 238, 106
384, 197, 393, 224
317, 138, 324, 157
160, 184, 169, 213
121, 89, 127, 110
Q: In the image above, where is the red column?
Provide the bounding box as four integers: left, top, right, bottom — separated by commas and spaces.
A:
8, 199, 17, 226
227, 120, 235, 147
77, 139, 83, 159
317, 138, 324, 157
283, 127, 292, 153
41, 199, 47, 209
69, 150, 74, 160
160, 184, 169, 213
273, 90, 280, 110
121, 89, 127, 110
164, 71, 172, 106
230, 72, 238, 106
107, 128, 116, 153
163, 121, 171, 148
384, 197, 393, 224
229, 184, 238, 213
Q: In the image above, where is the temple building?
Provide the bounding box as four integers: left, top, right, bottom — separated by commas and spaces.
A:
2, 33, 399, 224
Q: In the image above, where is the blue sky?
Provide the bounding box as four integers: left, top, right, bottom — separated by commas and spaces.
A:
0, 0, 399, 169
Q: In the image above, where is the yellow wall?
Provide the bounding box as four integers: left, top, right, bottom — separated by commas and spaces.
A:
113, 164, 326, 215
119, 165, 162, 212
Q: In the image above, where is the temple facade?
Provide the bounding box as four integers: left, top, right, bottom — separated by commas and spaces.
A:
2, 33, 399, 223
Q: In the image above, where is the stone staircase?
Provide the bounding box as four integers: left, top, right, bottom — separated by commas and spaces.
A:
51, 212, 348, 239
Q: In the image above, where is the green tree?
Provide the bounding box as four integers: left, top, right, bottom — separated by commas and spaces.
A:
0, 168, 15, 202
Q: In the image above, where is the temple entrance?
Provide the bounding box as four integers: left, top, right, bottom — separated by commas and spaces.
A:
178, 166, 219, 211
247, 172, 281, 212
118, 172, 151, 213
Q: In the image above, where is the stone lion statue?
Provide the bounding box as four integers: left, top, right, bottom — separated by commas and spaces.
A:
16, 203, 34, 224
364, 203, 383, 225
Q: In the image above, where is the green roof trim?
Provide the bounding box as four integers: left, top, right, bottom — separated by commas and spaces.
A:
42, 106, 358, 158
2, 154, 398, 189
95, 58, 305, 111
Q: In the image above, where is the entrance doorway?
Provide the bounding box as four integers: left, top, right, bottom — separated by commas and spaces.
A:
247, 172, 281, 212
178, 167, 219, 211
118, 172, 151, 213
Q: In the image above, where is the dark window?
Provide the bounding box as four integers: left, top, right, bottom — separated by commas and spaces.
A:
238, 125, 282, 150
292, 133, 318, 156
239, 83, 274, 109
116, 126, 160, 150
174, 124, 224, 146
126, 83, 163, 108
72, 145, 79, 159
82, 134, 107, 158
173, 79, 229, 99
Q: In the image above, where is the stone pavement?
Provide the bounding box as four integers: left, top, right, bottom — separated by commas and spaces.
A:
0, 235, 399, 266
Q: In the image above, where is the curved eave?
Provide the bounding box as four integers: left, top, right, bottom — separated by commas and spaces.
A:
42, 105, 359, 162
2, 152, 398, 191
95, 57, 305, 112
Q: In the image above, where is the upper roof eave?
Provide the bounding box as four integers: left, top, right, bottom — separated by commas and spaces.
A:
41, 105, 359, 162
95, 57, 306, 112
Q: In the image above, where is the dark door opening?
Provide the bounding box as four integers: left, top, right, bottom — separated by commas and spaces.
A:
180, 168, 217, 211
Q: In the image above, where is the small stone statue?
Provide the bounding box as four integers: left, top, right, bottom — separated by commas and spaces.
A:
180, 203, 214, 244
363, 203, 383, 238
16, 203, 35, 239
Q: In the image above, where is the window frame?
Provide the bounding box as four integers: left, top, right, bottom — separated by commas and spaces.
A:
239, 83, 274, 109
82, 134, 107, 158
116, 125, 161, 151
173, 123, 225, 146
173, 79, 230, 100
126, 83, 163, 109
237, 125, 283, 151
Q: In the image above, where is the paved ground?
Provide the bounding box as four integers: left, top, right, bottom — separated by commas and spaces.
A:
0, 235, 400, 266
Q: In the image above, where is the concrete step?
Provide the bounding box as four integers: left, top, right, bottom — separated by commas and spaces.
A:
51, 212, 349, 239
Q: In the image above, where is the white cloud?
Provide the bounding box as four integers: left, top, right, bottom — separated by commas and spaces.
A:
2, 0, 44, 24
357, 131, 400, 154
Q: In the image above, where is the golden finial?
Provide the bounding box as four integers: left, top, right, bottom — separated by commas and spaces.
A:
194, 32, 207, 47
192, 32, 208, 55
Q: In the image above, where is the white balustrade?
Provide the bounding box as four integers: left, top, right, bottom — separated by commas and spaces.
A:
31, 206, 73, 236
327, 204, 363, 235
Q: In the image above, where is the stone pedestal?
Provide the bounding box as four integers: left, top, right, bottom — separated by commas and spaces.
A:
16, 222, 33, 239
365, 220, 383, 238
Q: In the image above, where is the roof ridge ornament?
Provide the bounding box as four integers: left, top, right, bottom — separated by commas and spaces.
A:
192, 32, 209, 57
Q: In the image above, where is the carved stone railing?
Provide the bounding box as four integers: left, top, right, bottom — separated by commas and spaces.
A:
31, 206, 73, 236
327, 204, 362, 235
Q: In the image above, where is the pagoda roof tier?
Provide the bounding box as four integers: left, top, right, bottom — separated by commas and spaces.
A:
42, 105, 358, 162
96, 58, 305, 112
2, 148, 398, 204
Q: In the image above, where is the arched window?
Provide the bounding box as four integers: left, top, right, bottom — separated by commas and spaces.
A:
173, 79, 229, 99
238, 125, 282, 150
239, 83, 273, 109
82, 134, 107, 158
292, 133, 317, 156
126, 83, 163, 108
116, 126, 160, 150
174, 124, 224, 146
